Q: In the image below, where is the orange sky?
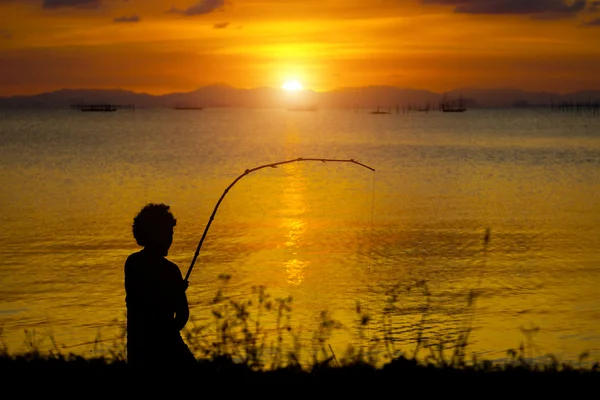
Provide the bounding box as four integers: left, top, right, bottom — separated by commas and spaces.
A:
1, 0, 599, 96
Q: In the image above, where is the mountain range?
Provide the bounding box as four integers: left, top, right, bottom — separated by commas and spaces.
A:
1, 84, 599, 109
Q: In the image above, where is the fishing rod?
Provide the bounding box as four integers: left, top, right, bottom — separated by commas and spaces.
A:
184, 157, 376, 282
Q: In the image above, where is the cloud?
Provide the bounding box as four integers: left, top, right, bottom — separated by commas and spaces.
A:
43, 0, 102, 9
114, 15, 140, 23
167, 0, 224, 16
213, 22, 229, 29
422, 0, 588, 18
0, 29, 11, 39
589, 1, 600, 11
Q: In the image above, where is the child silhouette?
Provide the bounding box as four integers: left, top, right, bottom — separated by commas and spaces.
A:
125, 203, 196, 367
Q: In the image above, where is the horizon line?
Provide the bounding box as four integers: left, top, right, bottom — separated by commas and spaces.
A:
3, 84, 600, 99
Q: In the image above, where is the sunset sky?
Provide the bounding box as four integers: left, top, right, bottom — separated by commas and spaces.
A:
1, 0, 599, 96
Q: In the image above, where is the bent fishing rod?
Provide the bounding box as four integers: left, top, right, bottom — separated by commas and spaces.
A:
184, 157, 375, 282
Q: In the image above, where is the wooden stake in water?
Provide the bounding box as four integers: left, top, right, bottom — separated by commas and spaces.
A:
184, 157, 376, 282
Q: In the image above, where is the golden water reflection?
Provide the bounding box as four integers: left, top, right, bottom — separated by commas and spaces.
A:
284, 259, 307, 286
280, 161, 308, 287
283, 219, 305, 249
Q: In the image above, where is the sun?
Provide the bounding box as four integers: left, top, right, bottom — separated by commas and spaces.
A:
282, 81, 303, 91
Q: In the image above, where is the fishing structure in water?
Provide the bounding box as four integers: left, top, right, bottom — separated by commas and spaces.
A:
550, 100, 599, 116
184, 157, 376, 282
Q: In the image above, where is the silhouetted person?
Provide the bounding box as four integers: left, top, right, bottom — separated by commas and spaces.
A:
125, 203, 196, 367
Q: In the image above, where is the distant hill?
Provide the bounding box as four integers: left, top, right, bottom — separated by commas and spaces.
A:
0, 85, 599, 109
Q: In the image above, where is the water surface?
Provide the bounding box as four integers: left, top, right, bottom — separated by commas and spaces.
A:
0, 108, 599, 363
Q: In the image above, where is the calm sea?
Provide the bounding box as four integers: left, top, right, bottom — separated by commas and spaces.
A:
0, 108, 599, 364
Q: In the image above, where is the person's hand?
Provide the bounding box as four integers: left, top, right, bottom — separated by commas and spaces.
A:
183, 280, 189, 292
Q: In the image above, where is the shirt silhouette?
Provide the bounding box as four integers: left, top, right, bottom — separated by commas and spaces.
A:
125, 203, 196, 367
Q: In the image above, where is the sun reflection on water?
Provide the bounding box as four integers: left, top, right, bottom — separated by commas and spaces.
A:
284, 218, 305, 248
285, 258, 307, 286
279, 160, 310, 287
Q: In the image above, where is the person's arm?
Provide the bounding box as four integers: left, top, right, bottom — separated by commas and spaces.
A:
173, 275, 190, 332
124, 256, 139, 300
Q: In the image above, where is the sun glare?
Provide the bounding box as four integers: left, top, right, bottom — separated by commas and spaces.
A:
282, 81, 303, 91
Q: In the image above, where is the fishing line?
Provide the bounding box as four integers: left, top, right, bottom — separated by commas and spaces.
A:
459, 227, 490, 363
365, 170, 376, 347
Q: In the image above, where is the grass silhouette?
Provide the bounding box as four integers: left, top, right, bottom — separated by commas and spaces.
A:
2, 273, 599, 387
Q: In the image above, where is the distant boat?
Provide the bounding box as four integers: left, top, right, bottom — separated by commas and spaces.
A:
79, 104, 117, 112
174, 106, 203, 110
287, 106, 317, 112
442, 106, 466, 113
370, 106, 390, 114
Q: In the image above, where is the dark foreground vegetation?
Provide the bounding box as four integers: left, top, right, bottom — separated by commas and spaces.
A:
2, 352, 599, 387
2, 277, 599, 388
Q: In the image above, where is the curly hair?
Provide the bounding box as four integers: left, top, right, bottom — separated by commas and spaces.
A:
132, 203, 177, 247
